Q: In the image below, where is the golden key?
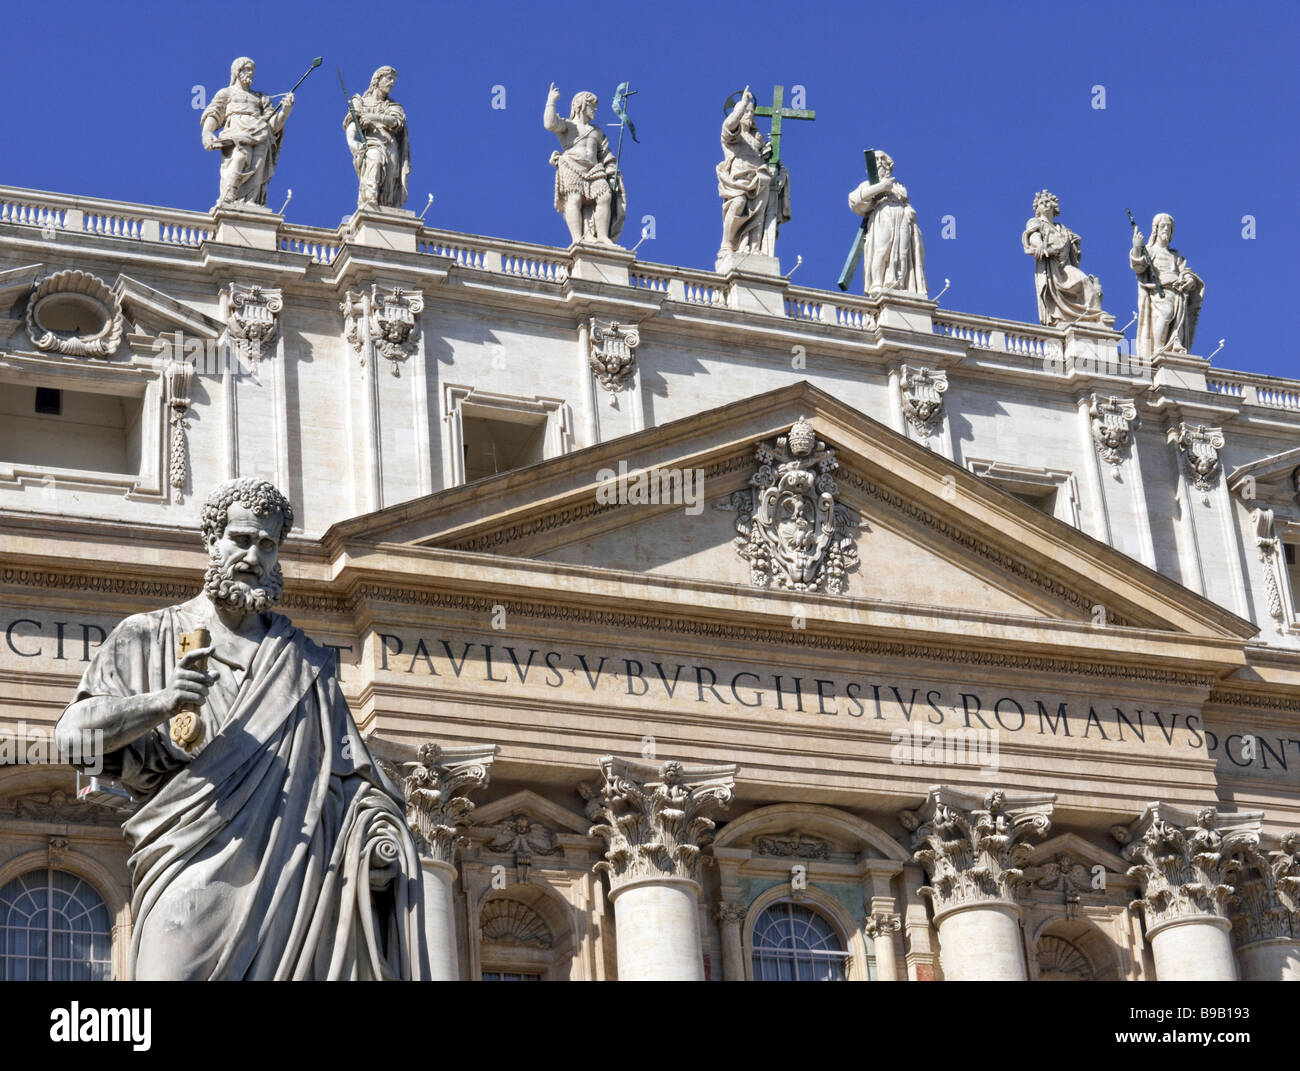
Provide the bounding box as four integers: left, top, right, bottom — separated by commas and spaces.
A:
170, 627, 211, 750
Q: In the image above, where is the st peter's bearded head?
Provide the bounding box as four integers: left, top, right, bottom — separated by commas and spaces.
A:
199, 478, 294, 614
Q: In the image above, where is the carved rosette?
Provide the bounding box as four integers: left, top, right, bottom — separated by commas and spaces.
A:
582, 756, 737, 892
863, 912, 901, 939
1112, 803, 1263, 934
1173, 423, 1225, 497
899, 787, 1054, 918
588, 318, 640, 399
341, 285, 425, 375
1253, 509, 1286, 626
226, 283, 282, 366
900, 365, 949, 436
486, 814, 560, 885
1226, 832, 1300, 946
732, 417, 860, 594
384, 741, 497, 865
1089, 395, 1138, 466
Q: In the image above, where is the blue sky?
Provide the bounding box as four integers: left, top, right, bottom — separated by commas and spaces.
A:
9, 0, 1297, 380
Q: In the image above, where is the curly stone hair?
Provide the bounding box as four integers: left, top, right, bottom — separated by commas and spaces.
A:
1033, 189, 1060, 216
200, 477, 294, 547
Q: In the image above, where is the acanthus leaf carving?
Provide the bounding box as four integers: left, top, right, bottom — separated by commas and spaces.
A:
1225, 831, 1300, 946
341, 285, 424, 376
1173, 422, 1225, 500
225, 282, 282, 366
901, 787, 1054, 917
382, 741, 497, 865
732, 417, 860, 594
581, 756, 736, 891
1114, 803, 1262, 932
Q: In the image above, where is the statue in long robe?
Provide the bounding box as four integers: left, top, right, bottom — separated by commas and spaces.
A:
1021, 189, 1104, 325
345, 65, 411, 210
716, 89, 790, 260
201, 57, 294, 208
847, 151, 927, 295
543, 85, 626, 245
1131, 212, 1204, 358
56, 478, 427, 980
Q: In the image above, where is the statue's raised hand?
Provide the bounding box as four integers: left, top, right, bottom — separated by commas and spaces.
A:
1132, 228, 1145, 251
547, 83, 561, 104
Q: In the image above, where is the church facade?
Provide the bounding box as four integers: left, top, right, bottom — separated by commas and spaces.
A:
1, 179, 1299, 982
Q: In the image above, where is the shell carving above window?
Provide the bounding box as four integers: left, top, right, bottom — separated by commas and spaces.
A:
25, 269, 124, 358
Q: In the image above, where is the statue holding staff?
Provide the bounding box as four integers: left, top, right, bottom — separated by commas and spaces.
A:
1130, 212, 1204, 357
344, 65, 411, 210
544, 84, 626, 246
201, 57, 295, 208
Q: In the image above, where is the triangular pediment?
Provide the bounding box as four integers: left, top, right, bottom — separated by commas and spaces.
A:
327, 382, 1255, 656
113, 275, 223, 341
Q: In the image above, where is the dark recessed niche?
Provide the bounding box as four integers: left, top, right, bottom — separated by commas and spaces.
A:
34, 387, 62, 415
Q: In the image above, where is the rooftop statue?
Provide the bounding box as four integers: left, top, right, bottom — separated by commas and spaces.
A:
200, 57, 295, 209
717, 88, 790, 262
343, 65, 411, 211
544, 84, 626, 246
1131, 213, 1205, 357
56, 478, 428, 980
1021, 190, 1105, 325
847, 151, 927, 295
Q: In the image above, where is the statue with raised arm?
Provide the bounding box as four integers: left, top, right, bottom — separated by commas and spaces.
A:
1131, 213, 1204, 357
717, 87, 790, 260
1021, 190, 1105, 325
544, 84, 626, 246
55, 478, 428, 980
201, 57, 293, 208
847, 151, 927, 295
344, 65, 411, 210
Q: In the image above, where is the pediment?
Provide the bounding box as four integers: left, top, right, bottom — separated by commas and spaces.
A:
114, 275, 223, 341
1228, 447, 1300, 513
327, 382, 1255, 652
469, 789, 591, 836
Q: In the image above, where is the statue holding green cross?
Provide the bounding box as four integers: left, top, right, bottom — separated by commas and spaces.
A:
716, 85, 814, 270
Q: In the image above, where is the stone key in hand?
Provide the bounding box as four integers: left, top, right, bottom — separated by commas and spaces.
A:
170, 627, 211, 750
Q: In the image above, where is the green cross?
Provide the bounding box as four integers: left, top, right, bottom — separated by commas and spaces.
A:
724, 85, 815, 168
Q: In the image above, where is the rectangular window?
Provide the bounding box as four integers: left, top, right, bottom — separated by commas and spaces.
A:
1286, 542, 1299, 616
462, 413, 547, 482
0, 384, 143, 475
481, 971, 542, 982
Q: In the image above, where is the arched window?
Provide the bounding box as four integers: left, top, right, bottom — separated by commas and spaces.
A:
1, 869, 112, 981
751, 901, 850, 981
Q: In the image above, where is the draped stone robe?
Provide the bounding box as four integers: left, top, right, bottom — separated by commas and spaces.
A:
68, 597, 427, 980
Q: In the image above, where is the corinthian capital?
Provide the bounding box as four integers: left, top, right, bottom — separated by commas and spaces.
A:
1226, 831, 1300, 946
383, 741, 497, 865
1112, 803, 1263, 933
899, 786, 1054, 917
582, 756, 737, 891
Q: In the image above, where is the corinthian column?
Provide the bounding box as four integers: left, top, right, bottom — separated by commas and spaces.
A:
900, 787, 1054, 981
389, 741, 497, 981
1227, 831, 1300, 980
583, 756, 737, 981
1113, 803, 1263, 981
864, 912, 902, 981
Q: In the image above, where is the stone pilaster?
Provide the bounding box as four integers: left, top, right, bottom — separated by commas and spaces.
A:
583, 756, 737, 981
900, 787, 1054, 981
386, 741, 497, 981
864, 912, 902, 981
1227, 831, 1300, 981
1113, 803, 1262, 981
715, 902, 747, 982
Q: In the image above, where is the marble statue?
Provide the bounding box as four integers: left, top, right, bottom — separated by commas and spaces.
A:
847, 151, 927, 294
201, 57, 294, 208
55, 478, 428, 980
717, 88, 790, 259
344, 66, 411, 210
1131, 213, 1205, 356
544, 84, 626, 246
1021, 190, 1105, 325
